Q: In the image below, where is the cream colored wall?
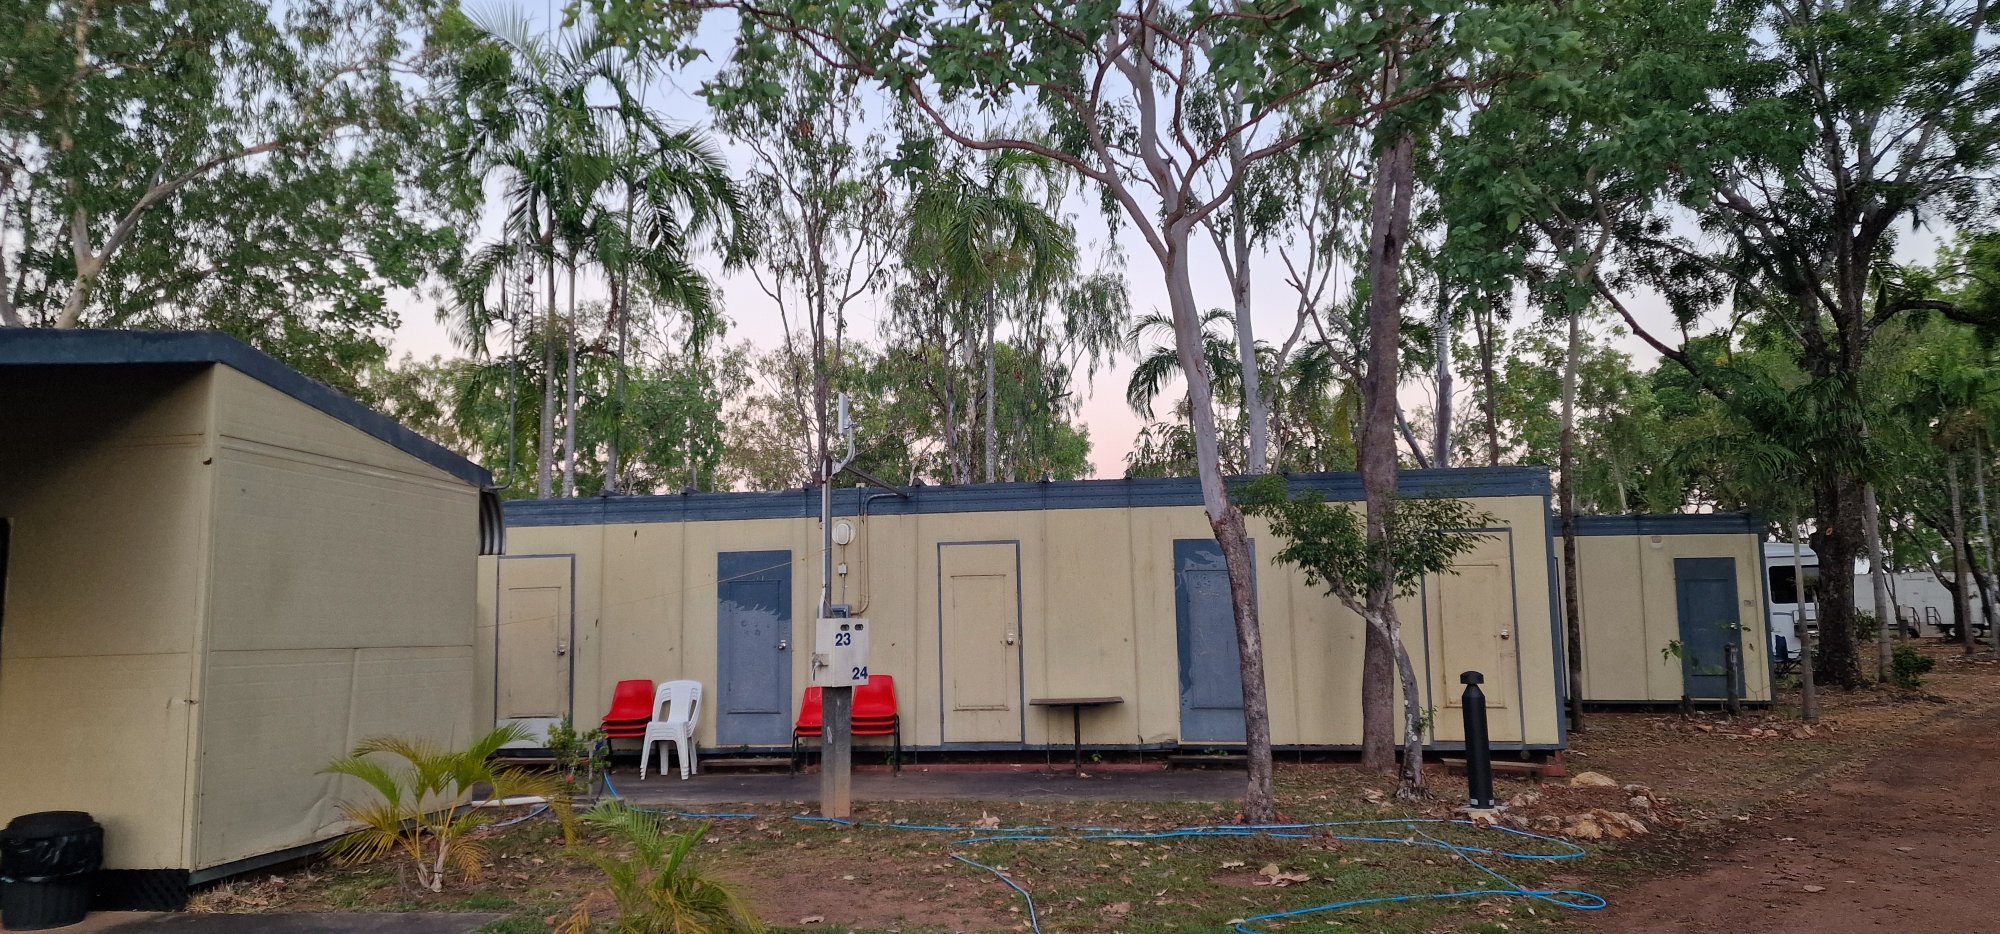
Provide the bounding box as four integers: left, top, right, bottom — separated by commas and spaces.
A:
0, 368, 214, 870
1574, 532, 1770, 703
191, 367, 478, 872
491, 488, 1565, 752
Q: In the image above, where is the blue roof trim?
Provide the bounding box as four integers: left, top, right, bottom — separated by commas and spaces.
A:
0, 329, 493, 489
503, 466, 1553, 527
1572, 513, 1764, 537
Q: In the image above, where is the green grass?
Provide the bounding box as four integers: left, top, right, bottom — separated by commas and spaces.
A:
454, 893, 518, 911
471, 917, 552, 934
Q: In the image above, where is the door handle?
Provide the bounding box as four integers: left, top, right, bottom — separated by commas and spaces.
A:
778, 640, 789, 651
1004, 633, 1016, 646
556, 639, 569, 656
1498, 629, 1511, 640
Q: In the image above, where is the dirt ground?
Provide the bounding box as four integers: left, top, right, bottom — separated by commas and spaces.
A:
194, 643, 2000, 933
1590, 654, 2000, 933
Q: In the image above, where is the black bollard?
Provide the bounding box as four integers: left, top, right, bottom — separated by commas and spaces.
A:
1460, 671, 1495, 809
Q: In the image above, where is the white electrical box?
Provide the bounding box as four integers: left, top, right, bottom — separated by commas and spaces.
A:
811, 617, 871, 686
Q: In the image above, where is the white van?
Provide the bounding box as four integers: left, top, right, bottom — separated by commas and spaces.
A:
1763, 542, 1818, 665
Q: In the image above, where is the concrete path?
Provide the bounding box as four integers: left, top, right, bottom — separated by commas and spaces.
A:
52, 912, 505, 933
603, 765, 1245, 805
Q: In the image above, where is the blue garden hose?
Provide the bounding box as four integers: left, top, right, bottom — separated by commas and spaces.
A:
591, 772, 1605, 932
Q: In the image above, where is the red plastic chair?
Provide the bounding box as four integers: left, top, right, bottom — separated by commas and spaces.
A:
601, 679, 656, 738
792, 677, 901, 774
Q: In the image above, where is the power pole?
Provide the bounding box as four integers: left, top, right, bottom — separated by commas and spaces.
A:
818, 395, 856, 818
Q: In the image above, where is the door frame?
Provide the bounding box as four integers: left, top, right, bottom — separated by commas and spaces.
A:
1417, 527, 1527, 744
715, 549, 794, 747
1173, 537, 1254, 744
494, 553, 577, 725
935, 540, 1025, 746
1673, 556, 1746, 700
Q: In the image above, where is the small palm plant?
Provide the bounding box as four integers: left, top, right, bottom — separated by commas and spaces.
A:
321, 724, 567, 893
559, 800, 764, 934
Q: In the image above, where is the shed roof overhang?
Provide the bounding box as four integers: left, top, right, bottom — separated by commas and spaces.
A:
0, 329, 493, 489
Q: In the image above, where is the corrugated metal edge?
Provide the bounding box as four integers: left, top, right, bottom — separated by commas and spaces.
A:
0, 329, 493, 489
479, 490, 506, 555
1572, 513, 1766, 537
503, 466, 1555, 527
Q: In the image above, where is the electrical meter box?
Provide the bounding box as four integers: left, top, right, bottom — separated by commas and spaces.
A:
811, 617, 871, 687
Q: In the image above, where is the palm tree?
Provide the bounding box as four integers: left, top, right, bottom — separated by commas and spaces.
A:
1126, 309, 1359, 476
559, 801, 764, 934
449, 10, 652, 498
906, 150, 1078, 482
322, 724, 566, 893
1126, 308, 1243, 419
584, 130, 748, 493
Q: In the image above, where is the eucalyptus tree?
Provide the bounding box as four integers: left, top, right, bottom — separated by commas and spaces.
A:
593, 0, 1583, 806
1467, 319, 1683, 511
1015, 268, 1132, 476
1, 0, 472, 392
708, 53, 895, 486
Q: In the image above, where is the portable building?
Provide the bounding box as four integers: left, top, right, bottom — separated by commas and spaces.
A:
482, 467, 1568, 759
1569, 514, 1773, 705
0, 330, 495, 901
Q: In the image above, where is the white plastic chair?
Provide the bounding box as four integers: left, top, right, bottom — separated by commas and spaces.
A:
639, 680, 702, 780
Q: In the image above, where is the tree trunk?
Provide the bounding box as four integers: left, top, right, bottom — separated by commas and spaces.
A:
1862, 484, 1894, 681
984, 289, 998, 483
1390, 615, 1427, 797
1976, 441, 1997, 655
1359, 126, 1422, 793
963, 320, 978, 483
1212, 509, 1274, 816
1227, 185, 1268, 475
942, 371, 961, 483
562, 262, 579, 498
1474, 302, 1501, 467
1163, 229, 1274, 823
1559, 308, 1584, 733
1790, 526, 1819, 722
1808, 473, 1867, 687
1361, 623, 1395, 774
1395, 404, 1430, 469
606, 194, 635, 495
1949, 454, 1974, 655
1432, 285, 1453, 469
537, 232, 557, 500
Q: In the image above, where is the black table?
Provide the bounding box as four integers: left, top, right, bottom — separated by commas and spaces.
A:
1028, 696, 1124, 772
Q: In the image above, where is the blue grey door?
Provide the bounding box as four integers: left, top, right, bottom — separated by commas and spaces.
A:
717, 550, 792, 745
1675, 557, 1744, 699
1176, 539, 1248, 743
